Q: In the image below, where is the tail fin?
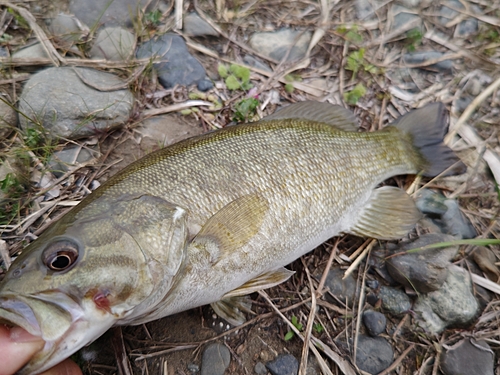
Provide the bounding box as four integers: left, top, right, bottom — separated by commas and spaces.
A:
390, 103, 466, 177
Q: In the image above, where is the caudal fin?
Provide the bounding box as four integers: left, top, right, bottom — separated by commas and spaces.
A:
390, 103, 466, 177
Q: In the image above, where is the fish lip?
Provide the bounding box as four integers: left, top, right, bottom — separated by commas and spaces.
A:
0, 295, 42, 336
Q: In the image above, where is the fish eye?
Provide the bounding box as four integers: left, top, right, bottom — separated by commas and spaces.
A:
42, 240, 80, 272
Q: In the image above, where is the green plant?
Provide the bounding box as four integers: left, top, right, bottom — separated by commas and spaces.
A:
313, 323, 324, 334
344, 83, 366, 105
405, 28, 423, 52
232, 97, 259, 122
218, 64, 252, 91
337, 25, 363, 44
345, 48, 377, 79
144, 10, 162, 26
284, 315, 303, 341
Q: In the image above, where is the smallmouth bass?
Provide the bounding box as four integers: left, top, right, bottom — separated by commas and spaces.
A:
0, 102, 464, 374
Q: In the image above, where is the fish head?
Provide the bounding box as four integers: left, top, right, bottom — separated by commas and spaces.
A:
0, 194, 189, 374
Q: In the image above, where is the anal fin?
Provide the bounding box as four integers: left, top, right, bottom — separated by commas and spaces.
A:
349, 186, 422, 240
223, 268, 295, 298
211, 296, 252, 326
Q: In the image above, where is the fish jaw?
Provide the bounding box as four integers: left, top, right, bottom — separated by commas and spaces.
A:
0, 291, 116, 375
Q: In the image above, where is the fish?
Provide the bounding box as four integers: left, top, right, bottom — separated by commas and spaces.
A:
0, 101, 464, 374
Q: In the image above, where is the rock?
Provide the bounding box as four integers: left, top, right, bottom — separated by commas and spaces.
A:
0, 98, 17, 139
136, 34, 211, 90
48, 144, 100, 177
12, 42, 50, 59
441, 339, 494, 375
200, 343, 231, 375
184, 12, 218, 37
69, 0, 159, 28
0, 158, 25, 201
243, 55, 272, 72
89, 27, 136, 61
403, 51, 453, 74
266, 354, 299, 375
187, 363, 200, 373
355, 335, 394, 374
378, 286, 411, 316
362, 310, 386, 336
439, 1, 479, 37
390, 4, 422, 31
413, 267, 478, 333
415, 189, 476, 239
355, 0, 384, 20
249, 29, 311, 62
254, 361, 268, 375
386, 233, 458, 293
323, 267, 357, 306
18, 67, 133, 139
48, 14, 87, 47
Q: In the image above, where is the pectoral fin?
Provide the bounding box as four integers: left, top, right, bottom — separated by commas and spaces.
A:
223, 268, 295, 298
190, 194, 269, 264
349, 186, 422, 240
261, 101, 359, 131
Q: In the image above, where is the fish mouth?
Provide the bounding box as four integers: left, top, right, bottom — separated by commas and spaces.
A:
0, 291, 113, 375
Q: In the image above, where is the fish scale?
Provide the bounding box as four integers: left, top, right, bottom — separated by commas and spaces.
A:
0, 102, 464, 375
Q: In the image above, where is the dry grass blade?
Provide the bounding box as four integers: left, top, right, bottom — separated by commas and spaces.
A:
377, 344, 415, 375
111, 327, 134, 375
298, 260, 317, 375
142, 100, 213, 117
343, 240, 375, 280
309, 336, 357, 375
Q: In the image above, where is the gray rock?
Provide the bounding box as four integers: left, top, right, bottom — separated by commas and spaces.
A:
184, 12, 218, 37
404, 51, 453, 74
19, 67, 133, 139
390, 5, 422, 31
439, 1, 479, 37
249, 29, 311, 62
48, 145, 100, 177
12, 42, 49, 59
323, 267, 357, 306
386, 233, 458, 293
266, 354, 299, 375
378, 286, 411, 316
413, 267, 478, 333
362, 310, 386, 336
355, 0, 385, 20
69, 0, 159, 28
90, 27, 136, 61
415, 189, 476, 239
441, 339, 494, 375
243, 55, 272, 72
48, 14, 86, 46
0, 98, 17, 139
254, 361, 268, 375
187, 363, 200, 373
355, 335, 394, 374
201, 343, 231, 375
136, 34, 210, 90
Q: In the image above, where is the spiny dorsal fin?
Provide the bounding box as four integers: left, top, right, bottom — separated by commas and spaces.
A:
349, 186, 422, 240
210, 296, 253, 326
388, 103, 466, 177
261, 101, 359, 131
223, 268, 295, 299
190, 194, 269, 264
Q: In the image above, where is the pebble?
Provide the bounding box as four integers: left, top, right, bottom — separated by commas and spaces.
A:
266, 354, 299, 375
386, 233, 458, 293
249, 29, 311, 62
48, 145, 100, 178
362, 310, 386, 336
200, 343, 231, 375
438, 1, 479, 37
441, 339, 494, 375
243, 54, 272, 73
355, 335, 394, 374
48, 13, 86, 47
187, 363, 200, 373
69, 0, 158, 27
184, 12, 218, 37
378, 286, 411, 316
0, 97, 17, 138
12, 42, 50, 60
18, 67, 133, 139
254, 361, 268, 375
415, 189, 476, 239
413, 267, 478, 333
403, 51, 453, 74
322, 267, 357, 306
89, 27, 136, 61
390, 4, 422, 31
136, 33, 212, 91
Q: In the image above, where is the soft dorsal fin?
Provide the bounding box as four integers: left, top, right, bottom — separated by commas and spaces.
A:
261, 101, 359, 131
223, 268, 295, 298
190, 194, 269, 264
348, 186, 422, 240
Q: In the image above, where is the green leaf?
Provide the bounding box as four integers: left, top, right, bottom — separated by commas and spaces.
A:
218, 64, 229, 78
232, 98, 259, 122
230, 64, 251, 82
346, 30, 363, 43
284, 83, 294, 93
225, 75, 241, 90
344, 83, 366, 105
284, 331, 294, 341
